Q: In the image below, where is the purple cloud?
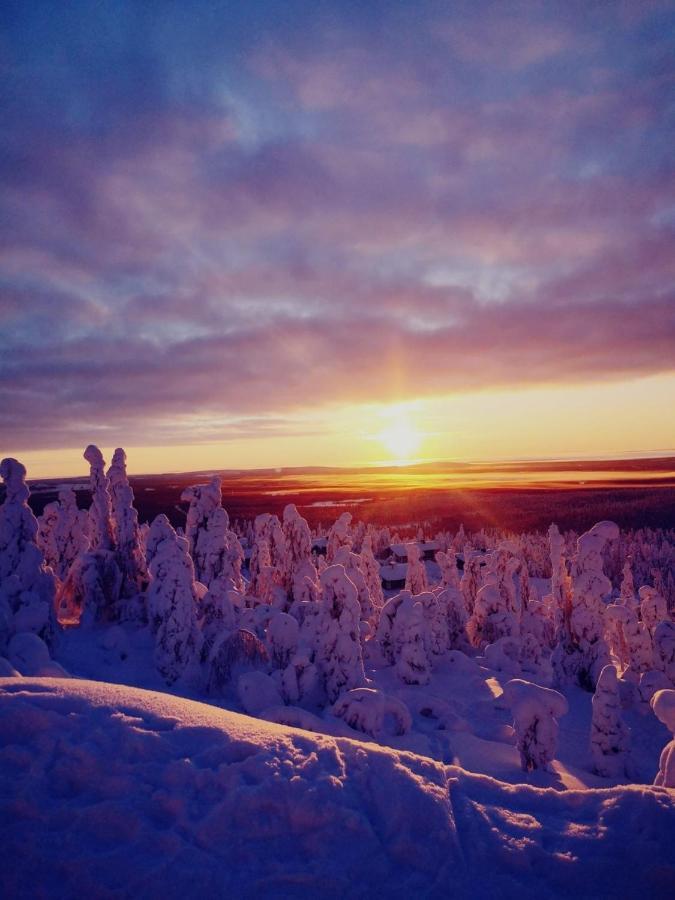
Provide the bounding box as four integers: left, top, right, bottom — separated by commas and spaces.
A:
1, 1, 674, 452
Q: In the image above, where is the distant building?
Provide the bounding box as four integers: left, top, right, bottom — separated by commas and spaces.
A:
380, 561, 407, 590
455, 550, 490, 571
389, 540, 440, 564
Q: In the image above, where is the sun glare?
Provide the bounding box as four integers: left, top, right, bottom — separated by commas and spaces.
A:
378, 418, 423, 461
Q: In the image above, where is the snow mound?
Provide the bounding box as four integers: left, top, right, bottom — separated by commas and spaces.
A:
1, 678, 674, 899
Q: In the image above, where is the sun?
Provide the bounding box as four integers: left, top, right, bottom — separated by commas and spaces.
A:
378, 418, 423, 461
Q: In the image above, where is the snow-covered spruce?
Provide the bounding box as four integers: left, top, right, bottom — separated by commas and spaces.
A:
519, 600, 554, 674
653, 620, 675, 686
492, 545, 521, 617
436, 549, 461, 591
404, 542, 428, 594
436, 583, 470, 652
590, 664, 631, 778
199, 576, 240, 663
282, 504, 318, 603
195, 506, 244, 593
145, 514, 201, 684
326, 512, 352, 563
459, 552, 482, 616
248, 514, 286, 603
605, 603, 653, 680
83, 445, 114, 552
180, 476, 223, 585
358, 534, 384, 612
415, 590, 450, 657
619, 560, 638, 612
266, 610, 299, 669
333, 545, 374, 625
484, 636, 522, 675
56, 550, 123, 628
206, 628, 268, 696
0, 457, 58, 651
332, 687, 412, 739
552, 521, 618, 691
468, 577, 518, 650
503, 678, 569, 772
651, 689, 675, 787
35, 501, 60, 575
377, 591, 433, 685
639, 586, 668, 638
36, 487, 90, 580
548, 522, 570, 636
107, 448, 147, 601
313, 564, 366, 703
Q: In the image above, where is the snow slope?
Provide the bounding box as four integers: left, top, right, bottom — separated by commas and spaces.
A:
1, 678, 674, 899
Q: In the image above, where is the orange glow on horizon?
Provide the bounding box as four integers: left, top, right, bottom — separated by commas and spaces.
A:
4, 372, 675, 480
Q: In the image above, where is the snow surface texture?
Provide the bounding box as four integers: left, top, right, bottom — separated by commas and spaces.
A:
1, 678, 674, 900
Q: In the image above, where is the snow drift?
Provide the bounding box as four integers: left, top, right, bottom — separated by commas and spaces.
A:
1, 678, 674, 899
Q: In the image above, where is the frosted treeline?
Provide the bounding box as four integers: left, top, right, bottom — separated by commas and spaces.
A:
1, 447, 675, 784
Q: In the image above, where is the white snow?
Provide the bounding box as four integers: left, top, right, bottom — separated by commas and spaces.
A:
1, 678, 674, 899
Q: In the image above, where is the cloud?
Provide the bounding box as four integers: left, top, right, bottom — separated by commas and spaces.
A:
1, 0, 674, 451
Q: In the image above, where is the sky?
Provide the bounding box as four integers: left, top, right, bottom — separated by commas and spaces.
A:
1, 0, 675, 477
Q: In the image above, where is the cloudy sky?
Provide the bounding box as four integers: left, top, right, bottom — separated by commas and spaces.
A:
2, 1, 675, 476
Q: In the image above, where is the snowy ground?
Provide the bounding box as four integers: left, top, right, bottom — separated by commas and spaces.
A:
2, 678, 674, 900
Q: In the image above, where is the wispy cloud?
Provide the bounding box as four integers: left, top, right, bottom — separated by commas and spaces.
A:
1, 0, 674, 452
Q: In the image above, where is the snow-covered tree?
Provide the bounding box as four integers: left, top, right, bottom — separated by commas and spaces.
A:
193, 506, 244, 592
437, 582, 470, 652
552, 521, 618, 691
283, 504, 317, 603
619, 560, 638, 611
376, 591, 432, 685
36, 487, 89, 581
206, 628, 268, 696
416, 591, 449, 657
436, 550, 460, 591
653, 620, 675, 686
145, 514, 201, 684
199, 576, 239, 663
468, 578, 518, 650
460, 554, 482, 615
83, 445, 114, 551
181, 476, 223, 585
548, 523, 569, 635
358, 534, 384, 612
404, 542, 428, 595
36, 501, 60, 574
639, 586, 667, 638
249, 514, 286, 603
332, 688, 412, 739
651, 689, 675, 787
394, 596, 432, 685
590, 664, 631, 778
279, 650, 320, 707
107, 448, 147, 599
606, 603, 653, 679
326, 512, 352, 563
313, 564, 366, 703
0, 457, 58, 650
57, 550, 122, 628
266, 611, 299, 669
333, 545, 374, 624
503, 678, 568, 772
